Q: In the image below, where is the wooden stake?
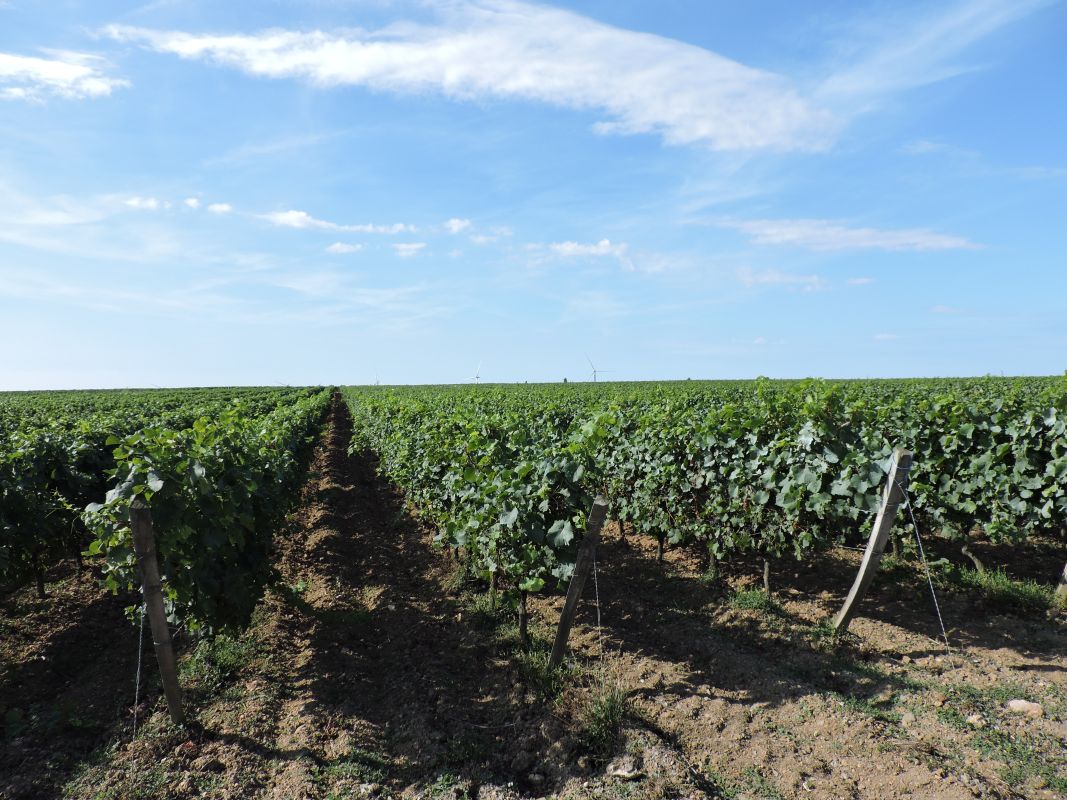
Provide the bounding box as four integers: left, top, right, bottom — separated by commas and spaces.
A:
549, 496, 609, 670
129, 498, 185, 726
832, 449, 914, 634
518, 590, 529, 649
1054, 560, 1067, 609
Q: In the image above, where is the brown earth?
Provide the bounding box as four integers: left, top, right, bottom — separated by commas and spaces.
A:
1, 397, 1064, 800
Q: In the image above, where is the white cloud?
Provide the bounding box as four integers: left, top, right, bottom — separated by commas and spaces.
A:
104, 1, 835, 153
718, 218, 980, 252
931, 304, 962, 314
0, 50, 128, 102
469, 234, 496, 245
326, 242, 363, 254
124, 196, 161, 210
207, 202, 233, 214
550, 238, 628, 259
548, 238, 632, 270
184, 197, 200, 209
444, 218, 471, 234
848, 277, 875, 285
394, 242, 426, 258
737, 267, 825, 291
259, 209, 411, 233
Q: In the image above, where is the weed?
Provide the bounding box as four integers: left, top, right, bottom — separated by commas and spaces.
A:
806, 618, 840, 650
180, 633, 256, 690
741, 767, 786, 800
937, 682, 1067, 793
581, 682, 629, 756
937, 565, 1053, 613
728, 589, 780, 613
463, 589, 506, 630
315, 746, 392, 786
427, 772, 471, 799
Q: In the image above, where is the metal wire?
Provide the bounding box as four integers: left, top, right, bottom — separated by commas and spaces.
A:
896, 480, 950, 647
592, 550, 604, 664
133, 601, 146, 738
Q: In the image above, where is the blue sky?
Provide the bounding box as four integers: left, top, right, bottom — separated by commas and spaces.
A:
1, 0, 1064, 388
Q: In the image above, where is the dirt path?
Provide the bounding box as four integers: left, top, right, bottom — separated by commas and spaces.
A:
6, 396, 1065, 800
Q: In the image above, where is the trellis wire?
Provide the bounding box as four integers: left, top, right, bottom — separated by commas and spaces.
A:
896, 480, 950, 647
132, 602, 146, 738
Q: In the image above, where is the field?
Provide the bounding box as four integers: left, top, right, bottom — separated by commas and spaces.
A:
1, 380, 1065, 800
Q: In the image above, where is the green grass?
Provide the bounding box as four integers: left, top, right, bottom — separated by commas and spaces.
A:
179, 633, 258, 690
580, 682, 629, 756
426, 772, 471, 799
935, 682, 1067, 793
937, 565, 1053, 613
728, 588, 780, 613
314, 745, 393, 787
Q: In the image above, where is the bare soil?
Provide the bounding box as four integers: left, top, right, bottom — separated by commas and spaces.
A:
2, 397, 1064, 800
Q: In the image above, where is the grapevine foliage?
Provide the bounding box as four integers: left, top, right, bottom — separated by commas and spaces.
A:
83, 390, 330, 633
345, 376, 1066, 604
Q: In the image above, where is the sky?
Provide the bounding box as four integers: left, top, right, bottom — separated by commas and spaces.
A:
1, 0, 1065, 389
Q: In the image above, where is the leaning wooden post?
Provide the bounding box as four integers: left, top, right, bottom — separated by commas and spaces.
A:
549, 495, 609, 670
832, 449, 913, 634
1054, 561, 1067, 609
130, 498, 185, 725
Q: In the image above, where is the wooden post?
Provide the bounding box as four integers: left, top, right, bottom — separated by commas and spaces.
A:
549, 496, 609, 670
129, 498, 185, 726
832, 449, 914, 634
1055, 561, 1067, 609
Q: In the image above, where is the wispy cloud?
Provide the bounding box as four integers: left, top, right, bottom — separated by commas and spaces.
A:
444, 218, 471, 234
103, 1, 835, 152
184, 197, 200, 209
207, 202, 233, 214
203, 130, 343, 166
902, 138, 1067, 179
737, 266, 825, 291
326, 242, 363, 254
931, 304, 962, 314
717, 218, 980, 252
873, 333, 899, 341
848, 277, 875, 285
817, 0, 1049, 108
259, 209, 411, 233
0, 50, 128, 101
393, 242, 426, 258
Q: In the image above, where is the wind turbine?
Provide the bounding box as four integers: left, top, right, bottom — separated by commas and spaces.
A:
470, 362, 482, 384
586, 355, 610, 383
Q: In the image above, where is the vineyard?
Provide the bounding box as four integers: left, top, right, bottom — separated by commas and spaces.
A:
1, 379, 1065, 800
345, 376, 1067, 611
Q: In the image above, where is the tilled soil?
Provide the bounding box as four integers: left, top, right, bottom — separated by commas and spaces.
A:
2, 397, 1065, 800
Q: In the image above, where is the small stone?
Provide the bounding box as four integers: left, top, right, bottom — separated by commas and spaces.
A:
901, 712, 916, 726
965, 714, 986, 729
1006, 699, 1043, 717
174, 740, 200, 760
607, 754, 644, 781
902, 655, 912, 664
527, 773, 545, 785
930, 691, 947, 707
